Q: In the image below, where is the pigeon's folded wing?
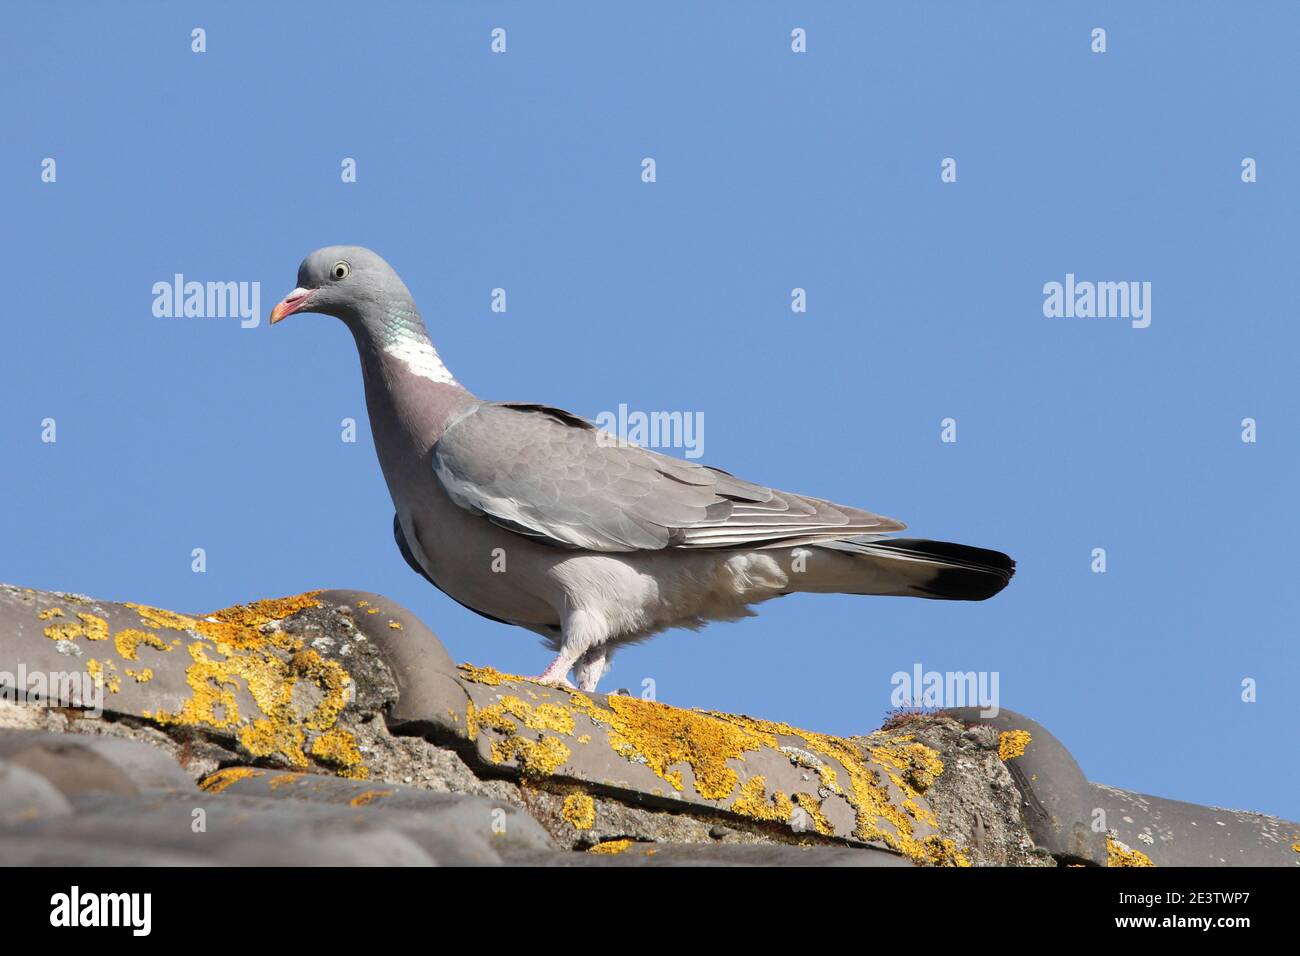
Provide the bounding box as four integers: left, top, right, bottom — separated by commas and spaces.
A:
431, 402, 905, 552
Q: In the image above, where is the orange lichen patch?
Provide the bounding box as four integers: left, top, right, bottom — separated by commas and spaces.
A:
903, 797, 937, 827
1107, 836, 1156, 867
125, 592, 321, 651
199, 767, 263, 794
490, 733, 571, 777
267, 774, 299, 791
473, 702, 519, 735
124, 667, 153, 683
237, 716, 307, 769
1292, 842, 1300, 853
125, 603, 205, 633
873, 738, 945, 792
817, 764, 842, 795
998, 730, 1032, 761
466, 700, 480, 740
44, 612, 109, 643
731, 776, 794, 823
561, 793, 597, 830
294, 650, 353, 732
915, 837, 972, 867
588, 839, 633, 855
793, 792, 834, 836
349, 789, 395, 807
137, 593, 360, 779
311, 728, 368, 779
455, 666, 959, 865
37, 607, 64, 621
468, 686, 575, 774
571, 693, 774, 800
208, 593, 324, 630
458, 663, 519, 686
496, 695, 576, 735
114, 628, 171, 662
703, 712, 961, 865
85, 659, 121, 694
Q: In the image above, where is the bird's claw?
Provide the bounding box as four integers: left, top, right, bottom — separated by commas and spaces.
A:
523, 673, 576, 690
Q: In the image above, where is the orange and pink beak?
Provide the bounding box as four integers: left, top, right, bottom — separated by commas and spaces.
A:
269, 287, 316, 325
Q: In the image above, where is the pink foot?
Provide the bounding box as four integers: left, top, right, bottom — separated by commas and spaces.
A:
525, 653, 577, 689
523, 672, 576, 689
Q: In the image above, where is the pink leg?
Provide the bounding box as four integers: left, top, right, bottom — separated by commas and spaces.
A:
526, 608, 608, 690
525, 650, 578, 689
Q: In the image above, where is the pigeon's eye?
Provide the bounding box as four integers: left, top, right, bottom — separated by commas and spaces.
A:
331, 261, 351, 281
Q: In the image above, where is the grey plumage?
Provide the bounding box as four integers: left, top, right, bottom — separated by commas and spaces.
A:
434, 401, 903, 552
270, 245, 1015, 691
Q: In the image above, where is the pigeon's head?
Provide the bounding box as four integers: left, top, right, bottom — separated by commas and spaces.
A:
269, 245, 413, 329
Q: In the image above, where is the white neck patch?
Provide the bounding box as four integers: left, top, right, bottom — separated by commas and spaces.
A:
384, 337, 458, 385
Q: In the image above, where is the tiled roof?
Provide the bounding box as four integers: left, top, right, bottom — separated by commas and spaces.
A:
1, 584, 1294, 867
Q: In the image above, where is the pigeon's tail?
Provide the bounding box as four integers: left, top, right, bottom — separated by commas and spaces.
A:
810, 537, 1015, 601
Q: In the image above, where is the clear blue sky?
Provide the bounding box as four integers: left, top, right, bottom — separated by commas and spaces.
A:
3, 2, 1297, 819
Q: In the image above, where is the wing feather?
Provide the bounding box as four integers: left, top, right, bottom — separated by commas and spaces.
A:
432, 402, 905, 552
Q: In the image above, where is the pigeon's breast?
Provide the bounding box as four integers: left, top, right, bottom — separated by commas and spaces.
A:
397, 478, 564, 629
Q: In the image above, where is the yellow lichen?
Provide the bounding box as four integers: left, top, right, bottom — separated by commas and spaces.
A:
124, 603, 206, 634
561, 793, 597, 830
267, 774, 299, 790
114, 628, 171, 662
490, 733, 571, 777
455, 662, 960, 865
903, 797, 937, 827
311, 728, 368, 779
588, 839, 633, 855
388, 621, 402, 630
873, 738, 945, 792
571, 693, 774, 800
237, 716, 306, 768
199, 767, 262, 794
349, 789, 395, 807
44, 612, 109, 643
730, 776, 794, 823
474, 702, 521, 734
136, 593, 361, 779
466, 699, 479, 740
85, 659, 121, 694
125, 592, 321, 650
496, 695, 576, 735
817, 763, 842, 795
705, 712, 956, 865
1107, 836, 1156, 867
915, 837, 972, 867
458, 663, 519, 686
793, 792, 835, 836
37, 607, 64, 620
124, 667, 153, 683
208, 593, 324, 630
999, 730, 1032, 761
